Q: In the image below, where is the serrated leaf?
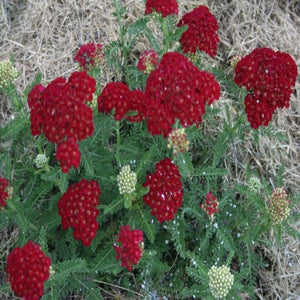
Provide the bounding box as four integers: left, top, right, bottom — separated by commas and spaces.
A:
174, 152, 194, 177
103, 197, 123, 215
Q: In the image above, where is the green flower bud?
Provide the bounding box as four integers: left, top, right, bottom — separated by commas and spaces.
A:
268, 187, 290, 225
117, 165, 137, 195
248, 176, 262, 194
167, 128, 189, 156
0, 60, 18, 89
34, 154, 48, 169
208, 265, 234, 299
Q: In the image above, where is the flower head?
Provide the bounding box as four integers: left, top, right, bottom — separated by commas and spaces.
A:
137, 50, 159, 74
248, 176, 262, 194
114, 225, 144, 271
167, 128, 190, 156
74, 43, 104, 71
34, 154, 48, 169
0, 176, 10, 209
117, 165, 137, 195
143, 158, 183, 222
28, 71, 95, 143
200, 192, 219, 221
0, 60, 18, 89
56, 137, 81, 173
145, 0, 178, 18
234, 48, 298, 129
177, 6, 219, 57
98, 82, 145, 122
58, 179, 101, 246
144, 52, 220, 137
6, 240, 51, 300
208, 265, 234, 299
268, 187, 290, 225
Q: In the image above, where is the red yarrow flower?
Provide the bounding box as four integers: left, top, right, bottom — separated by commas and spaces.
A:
114, 225, 144, 271
145, 0, 178, 17
234, 47, 298, 129
56, 137, 81, 173
28, 71, 95, 143
98, 82, 145, 122
137, 50, 159, 74
28, 71, 95, 172
200, 192, 220, 221
6, 240, 51, 300
144, 52, 220, 136
74, 43, 104, 71
0, 176, 10, 209
58, 179, 101, 246
177, 5, 219, 57
143, 158, 183, 222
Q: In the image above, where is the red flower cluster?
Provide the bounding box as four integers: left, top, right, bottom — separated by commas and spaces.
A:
6, 240, 51, 300
234, 48, 298, 129
200, 192, 219, 221
114, 225, 144, 271
143, 158, 183, 222
137, 50, 159, 74
0, 176, 9, 208
144, 52, 220, 136
145, 0, 178, 17
28, 71, 96, 172
56, 137, 81, 173
177, 6, 219, 57
98, 82, 145, 122
74, 43, 104, 71
58, 179, 101, 246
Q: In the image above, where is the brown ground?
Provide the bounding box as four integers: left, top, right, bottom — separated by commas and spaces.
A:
0, 0, 299, 299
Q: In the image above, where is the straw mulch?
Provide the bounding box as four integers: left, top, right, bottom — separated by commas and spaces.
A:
0, 0, 299, 299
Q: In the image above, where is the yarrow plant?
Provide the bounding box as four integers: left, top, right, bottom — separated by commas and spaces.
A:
267, 187, 290, 225
74, 43, 104, 71
208, 265, 234, 299
0, 60, 18, 89
167, 128, 190, 156
137, 49, 159, 74
0, 176, 10, 209
117, 165, 137, 195
0, 1, 298, 299
200, 192, 220, 221
114, 225, 144, 271
6, 241, 51, 300
58, 179, 101, 246
143, 158, 183, 222
234, 47, 298, 128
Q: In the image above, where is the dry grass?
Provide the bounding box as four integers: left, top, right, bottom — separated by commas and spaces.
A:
0, 0, 299, 299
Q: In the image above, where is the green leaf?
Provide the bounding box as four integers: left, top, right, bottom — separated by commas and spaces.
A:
0, 117, 28, 141
103, 197, 123, 215
51, 258, 88, 282
58, 172, 68, 194
25, 72, 42, 95
174, 152, 194, 177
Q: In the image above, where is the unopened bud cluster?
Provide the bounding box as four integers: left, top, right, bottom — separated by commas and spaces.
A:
268, 187, 290, 225
34, 154, 48, 169
86, 93, 98, 110
187, 52, 198, 63
230, 55, 241, 70
167, 128, 190, 156
208, 265, 234, 299
248, 176, 262, 194
117, 165, 137, 195
0, 60, 18, 88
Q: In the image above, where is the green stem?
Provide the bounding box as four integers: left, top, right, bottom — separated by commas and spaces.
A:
160, 17, 170, 53
113, 0, 130, 83
115, 121, 121, 166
